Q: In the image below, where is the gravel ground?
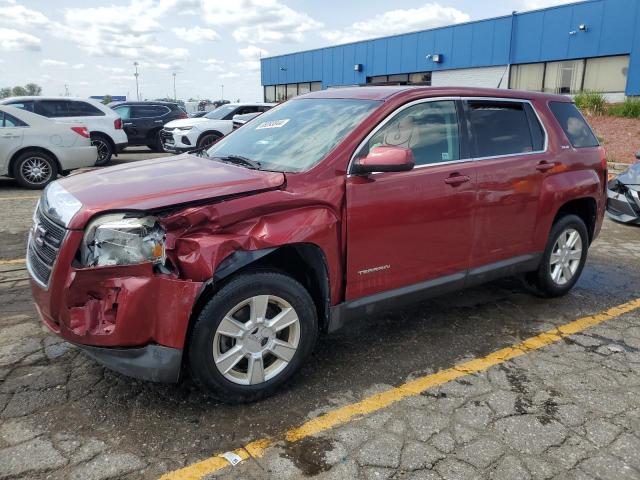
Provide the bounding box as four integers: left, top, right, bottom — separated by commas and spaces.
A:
586, 114, 640, 165
1, 149, 639, 480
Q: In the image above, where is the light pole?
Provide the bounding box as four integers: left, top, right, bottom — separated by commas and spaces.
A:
220, 84, 224, 100
173, 72, 177, 101
134, 62, 140, 101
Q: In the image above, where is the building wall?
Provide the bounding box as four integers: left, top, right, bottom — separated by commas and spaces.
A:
431, 66, 509, 89
261, 0, 640, 96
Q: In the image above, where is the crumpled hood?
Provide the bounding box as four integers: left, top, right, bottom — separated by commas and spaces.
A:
59, 153, 285, 228
616, 161, 640, 187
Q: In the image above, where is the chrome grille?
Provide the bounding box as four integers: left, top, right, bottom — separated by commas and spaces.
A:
27, 207, 67, 287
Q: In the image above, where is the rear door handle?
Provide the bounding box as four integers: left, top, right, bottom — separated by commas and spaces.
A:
1, 134, 19, 138
154, 120, 163, 123
536, 161, 556, 172
444, 174, 471, 185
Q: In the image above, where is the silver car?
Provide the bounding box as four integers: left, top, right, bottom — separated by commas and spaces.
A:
606, 153, 640, 225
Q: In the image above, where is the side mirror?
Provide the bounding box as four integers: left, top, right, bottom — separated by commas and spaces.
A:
352, 146, 415, 175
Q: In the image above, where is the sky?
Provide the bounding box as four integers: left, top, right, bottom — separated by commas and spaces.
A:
0, 0, 577, 102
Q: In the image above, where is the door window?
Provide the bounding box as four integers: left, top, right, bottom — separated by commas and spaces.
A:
358, 100, 461, 166
467, 101, 537, 158
113, 106, 131, 119
35, 100, 72, 117
1, 112, 28, 127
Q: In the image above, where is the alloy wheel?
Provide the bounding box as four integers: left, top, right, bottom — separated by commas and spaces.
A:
549, 228, 582, 285
20, 156, 52, 185
91, 138, 111, 164
212, 295, 301, 385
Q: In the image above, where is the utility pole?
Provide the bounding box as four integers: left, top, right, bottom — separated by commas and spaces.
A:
173, 72, 177, 101
134, 62, 140, 101
221, 84, 224, 100
64, 84, 69, 97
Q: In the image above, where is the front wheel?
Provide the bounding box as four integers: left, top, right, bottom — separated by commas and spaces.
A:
188, 272, 318, 403
197, 132, 221, 150
523, 214, 589, 297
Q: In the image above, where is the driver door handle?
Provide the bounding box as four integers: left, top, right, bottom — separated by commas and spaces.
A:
1, 133, 19, 138
444, 174, 471, 185
536, 161, 556, 172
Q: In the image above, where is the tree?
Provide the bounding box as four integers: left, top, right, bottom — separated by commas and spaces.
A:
24, 83, 42, 96
11, 86, 28, 96
102, 94, 113, 105
0, 88, 11, 99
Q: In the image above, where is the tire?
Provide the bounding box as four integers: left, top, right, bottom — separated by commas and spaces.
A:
188, 271, 318, 404
197, 132, 221, 150
523, 214, 589, 298
91, 134, 113, 166
146, 130, 163, 152
13, 150, 58, 189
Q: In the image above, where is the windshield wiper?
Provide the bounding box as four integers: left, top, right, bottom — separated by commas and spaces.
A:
214, 155, 261, 170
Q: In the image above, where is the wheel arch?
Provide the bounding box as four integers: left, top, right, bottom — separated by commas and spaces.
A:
187, 243, 332, 350
197, 130, 223, 146
552, 197, 598, 244
9, 146, 62, 177
90, 131, 115, 152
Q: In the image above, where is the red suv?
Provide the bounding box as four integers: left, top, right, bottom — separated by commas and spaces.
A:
28, 87, 606, 403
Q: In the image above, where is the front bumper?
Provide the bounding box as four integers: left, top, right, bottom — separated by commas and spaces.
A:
160, 129, 194, 153
606, 187, 640, 224
58, 146, 99, 170
75, 343, 182, 383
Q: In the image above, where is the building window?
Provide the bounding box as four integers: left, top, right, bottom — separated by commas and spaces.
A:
310, 82, 322, 91
286, 84, 298, 100
366, 72, 432, 86
264, 86, 276, 103
583, 55, 629, 93
544, 60, 585, 94
298, 83, 311, 95
509, 63, 544, 91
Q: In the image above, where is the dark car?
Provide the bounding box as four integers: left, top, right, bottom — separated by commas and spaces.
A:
111, 101, 187, 151
232, 111, 262, 130
607, 152, 640, 225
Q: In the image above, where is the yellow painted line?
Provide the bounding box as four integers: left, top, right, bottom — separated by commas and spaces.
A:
0, 196, 39, 201
160, 298, 640, 480
0, 258, 25, 266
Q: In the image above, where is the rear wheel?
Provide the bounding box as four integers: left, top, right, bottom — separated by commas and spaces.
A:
91, 134, 113, 166
146, 130, 163, 152
13, 150, 58, 189
523, 214, 588, 297
188, 272, 318, 403
197, 132, 221, 150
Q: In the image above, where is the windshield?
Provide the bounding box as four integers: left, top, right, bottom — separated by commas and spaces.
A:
205, 98, 380, 172
204, 105, 236, 120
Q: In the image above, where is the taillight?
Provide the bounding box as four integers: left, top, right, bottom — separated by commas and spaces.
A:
178, 112, 188, 119
114, 118, 122, 129
71, 126, 90, 138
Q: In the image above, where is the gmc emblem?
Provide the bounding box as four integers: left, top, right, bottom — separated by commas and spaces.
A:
33, 221, 47, 247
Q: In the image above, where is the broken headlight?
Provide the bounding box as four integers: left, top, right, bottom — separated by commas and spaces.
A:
81, 213, 166, 267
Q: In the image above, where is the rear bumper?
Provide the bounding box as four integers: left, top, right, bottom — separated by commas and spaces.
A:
76, 343, 182, 383
58, 146, 98, 170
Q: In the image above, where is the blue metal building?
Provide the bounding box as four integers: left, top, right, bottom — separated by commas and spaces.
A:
260, 0, 638, 102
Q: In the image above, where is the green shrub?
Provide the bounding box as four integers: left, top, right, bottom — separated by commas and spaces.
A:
608, 97, 640, 118
574, 91, 607, 116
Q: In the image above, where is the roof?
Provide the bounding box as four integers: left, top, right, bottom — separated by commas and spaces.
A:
110, 100, 181, 107
296, 86, 572, 103
1, 96, 101, 102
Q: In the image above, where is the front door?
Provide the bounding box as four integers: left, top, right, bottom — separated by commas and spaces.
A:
0, 112, 25, 173
345, 99, 476, 300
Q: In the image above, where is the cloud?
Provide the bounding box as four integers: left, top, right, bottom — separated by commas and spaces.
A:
72, 64, 85, 70
521, 0, 578, 10
0, 28, 41, 51
41, 59, 68, 67
322, 3, 470, 44
219, 72, 239, 79
200, 58, 225, 73
97, 65, 126, 74
201, 0, 322, 44
0, 4, 49, 28
172, 26, 220, 43
239, 45, 269, 60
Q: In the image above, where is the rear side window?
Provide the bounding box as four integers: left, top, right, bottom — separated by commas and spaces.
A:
35, 100, 71, 117
549, 102, 599, 148
69, 101, 104, 116
467, 100, 539, 157
132, 105, 170, 117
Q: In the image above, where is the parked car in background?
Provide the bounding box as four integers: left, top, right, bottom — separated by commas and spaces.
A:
0, 97, 127, 166
0, 106, 96, 188
110, 101, 188, 152
190, 111, 208, 118
161, 103, 274, 152
232, 111, 263, 130
607, 153, 640, 225
28, 87, 606, 403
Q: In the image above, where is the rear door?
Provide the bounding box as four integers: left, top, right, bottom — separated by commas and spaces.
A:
464, 98, 548, 268
345, 99, 476, 300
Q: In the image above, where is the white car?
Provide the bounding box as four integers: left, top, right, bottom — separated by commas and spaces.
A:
160, 103, 274, 152
0, 96, 128, 166
0, 106, 97, 189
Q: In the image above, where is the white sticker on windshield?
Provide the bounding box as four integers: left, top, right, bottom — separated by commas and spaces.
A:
256, 119, 290, 130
